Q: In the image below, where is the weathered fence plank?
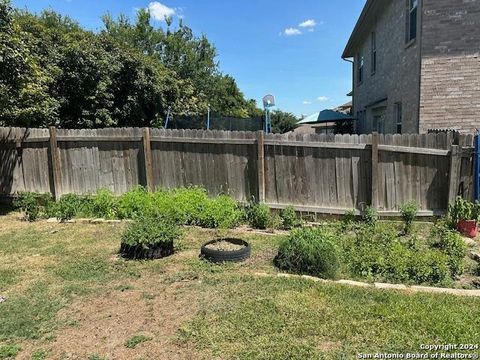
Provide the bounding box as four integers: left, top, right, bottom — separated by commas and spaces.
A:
0, 127, 475, 215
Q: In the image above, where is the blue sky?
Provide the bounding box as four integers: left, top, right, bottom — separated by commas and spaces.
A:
12, 0, 365, 117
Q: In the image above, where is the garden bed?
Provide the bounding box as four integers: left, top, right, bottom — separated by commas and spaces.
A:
0, 212, 480, 359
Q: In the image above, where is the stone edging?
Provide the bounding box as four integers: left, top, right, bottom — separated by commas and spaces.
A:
254, 272, 480, 298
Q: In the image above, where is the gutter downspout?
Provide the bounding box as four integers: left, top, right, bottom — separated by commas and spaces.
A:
342, 57, 355, 133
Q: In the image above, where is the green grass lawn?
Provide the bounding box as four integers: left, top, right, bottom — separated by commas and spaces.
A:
0, 212, 479, 359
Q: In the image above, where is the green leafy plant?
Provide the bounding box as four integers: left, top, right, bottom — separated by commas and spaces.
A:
0, 344, 21, 359
280, 206, 299, 230
430, 223, 467, 277
13, 192, 42, 222
247, 202, 271, 230
267, 213, 283, 231
341, 209, 357, 231
117, 186, 151, 219
197, 195, 242, 229
54, 194, 83, 221
400, 201, 419, 235
121, 216, 181, 248
173, 187, 210, 226
362, 206, 378, 227
92, 188, 119, 219
124, 335, 152, 349
447, 196, 480, 228
276, 227, 340, 279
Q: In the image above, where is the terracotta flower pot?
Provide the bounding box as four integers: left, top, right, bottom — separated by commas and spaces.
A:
457, 219, 478, 238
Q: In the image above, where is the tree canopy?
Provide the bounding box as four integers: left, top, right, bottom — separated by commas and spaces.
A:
270, 110, 299, 134
0, 1, 262, 128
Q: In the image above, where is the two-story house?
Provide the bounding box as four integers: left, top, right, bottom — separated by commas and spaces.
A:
342, 0, 480, 134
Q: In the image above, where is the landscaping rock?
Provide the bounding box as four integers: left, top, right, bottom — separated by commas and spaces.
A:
374, 283, 407, 290
462, 236, 477, 247
410, 286, 480, 297
469, 251, 480, 263
254, 272, 274, 278
337, 280, 371, 288
301, 275, 328, 283
76, 218, 92, 224
46, 218, 59, 223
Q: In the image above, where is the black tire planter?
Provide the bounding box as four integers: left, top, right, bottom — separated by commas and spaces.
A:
200, 238, 251, 263
120, 242, 174, 260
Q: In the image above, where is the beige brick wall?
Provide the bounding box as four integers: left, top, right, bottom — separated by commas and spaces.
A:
419, 0, 480, 133
352, 0, 421, 134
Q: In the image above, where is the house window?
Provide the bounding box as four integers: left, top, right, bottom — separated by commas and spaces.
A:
395, 103, 403, 133
371, 32, 377, 74
357, 54, 364, 84
406, 0, 418, 43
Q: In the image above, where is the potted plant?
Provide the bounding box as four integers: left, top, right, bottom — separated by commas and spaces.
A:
448, 197, 479, 238
120, 215, 181, 260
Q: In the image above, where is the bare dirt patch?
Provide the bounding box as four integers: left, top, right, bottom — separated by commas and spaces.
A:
44, 282, 203, 360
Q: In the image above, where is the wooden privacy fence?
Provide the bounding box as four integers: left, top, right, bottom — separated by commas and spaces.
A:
0, 127, 475, 216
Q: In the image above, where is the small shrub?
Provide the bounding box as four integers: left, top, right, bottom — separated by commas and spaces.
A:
430, 224, 467, 277
280, 206, 299, 230
341, 209, 357, 231
343, 224, 398, 280
276, 227, 340, 279
247, 203, 271, 230
92, 188, 118, 219
55, 194, 84, 221
120, 216, 181, 259
362, 206, 378, 227
173, 187, 210, 225
117, 186, 151, 219
408, 249, 450, 285
198, 195, 242, 229
267, 213, 283, 230
124, 335, 152, 349
13, 192, 41, 221
400, 201, 419, 235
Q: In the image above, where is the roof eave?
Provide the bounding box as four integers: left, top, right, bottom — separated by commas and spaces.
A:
342, 0, 377, 59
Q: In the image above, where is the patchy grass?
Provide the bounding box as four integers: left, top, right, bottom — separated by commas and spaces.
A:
0, 344, 21, 359
180, 276, 480, 359
124, 335, 152, 349
0, 213, 479, 359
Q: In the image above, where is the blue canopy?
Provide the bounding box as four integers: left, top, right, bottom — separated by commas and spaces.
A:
298, 110, 354, 125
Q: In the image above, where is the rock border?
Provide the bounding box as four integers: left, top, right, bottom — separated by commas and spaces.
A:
253, 272, 480, 297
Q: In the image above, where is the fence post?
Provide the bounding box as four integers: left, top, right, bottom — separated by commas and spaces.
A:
48, 126, 62, 200
142, 127, 154, 191
448, 145, 461, 204
474, 133, 480, 202
371, 132, 379, 208
256, 130, 265, 203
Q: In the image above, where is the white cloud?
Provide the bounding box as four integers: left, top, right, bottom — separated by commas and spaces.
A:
302, 100, 312, 105
148, 2, 176, 21
299, 19, 316, 28
284, 27, 302, 36
317, 96, 329, 102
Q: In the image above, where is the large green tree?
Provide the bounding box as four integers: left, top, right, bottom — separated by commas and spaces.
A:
270, 110, 299, 134
0, 1, 261, 128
